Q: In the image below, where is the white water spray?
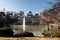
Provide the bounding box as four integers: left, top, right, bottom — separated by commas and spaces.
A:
23, 15, 25, 32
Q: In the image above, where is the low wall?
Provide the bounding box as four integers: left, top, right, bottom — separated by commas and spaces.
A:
0, 37, 60, 40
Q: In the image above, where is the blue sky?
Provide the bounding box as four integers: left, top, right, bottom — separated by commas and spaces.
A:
0, 0, 57, 14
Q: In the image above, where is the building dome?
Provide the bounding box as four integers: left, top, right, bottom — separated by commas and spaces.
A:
27, 11, 33, 17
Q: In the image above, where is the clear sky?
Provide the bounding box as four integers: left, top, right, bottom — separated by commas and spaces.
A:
0, 0, 57, 14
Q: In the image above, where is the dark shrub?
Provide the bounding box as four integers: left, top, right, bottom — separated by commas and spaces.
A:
0, 29, 14, 37
14, 32, 34, 37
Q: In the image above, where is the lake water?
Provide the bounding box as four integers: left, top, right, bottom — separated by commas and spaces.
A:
11, 25, 47, 36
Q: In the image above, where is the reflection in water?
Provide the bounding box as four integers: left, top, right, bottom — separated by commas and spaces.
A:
32, 31, 41, 36
11, 25, 47, 36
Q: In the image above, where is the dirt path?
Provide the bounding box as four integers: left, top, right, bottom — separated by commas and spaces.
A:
0, 37, 60, 40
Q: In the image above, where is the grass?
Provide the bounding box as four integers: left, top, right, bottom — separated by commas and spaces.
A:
0, 37, 60, 40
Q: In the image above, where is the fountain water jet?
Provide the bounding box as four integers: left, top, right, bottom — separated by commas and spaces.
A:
23, 15, 25, 32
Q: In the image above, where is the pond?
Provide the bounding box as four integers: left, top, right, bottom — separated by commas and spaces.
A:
11, 25, 48, 36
